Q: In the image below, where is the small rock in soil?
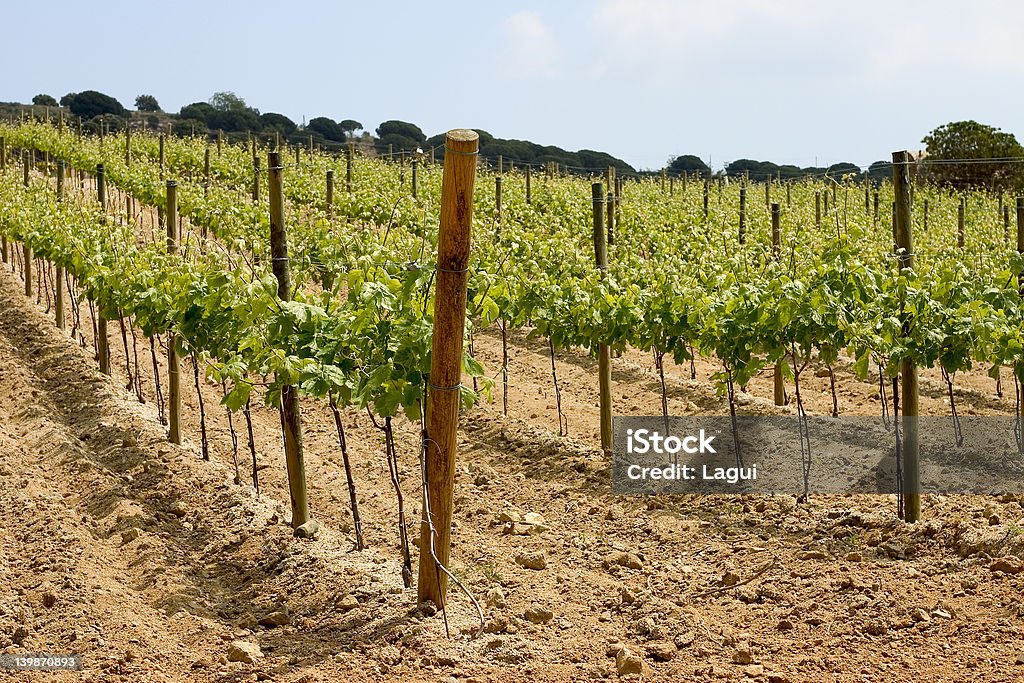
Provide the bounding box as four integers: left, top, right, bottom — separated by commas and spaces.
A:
524, 605, 553, 625
484, 616, 509, 634
777, 619, 794, 631
615, 647, 644, 675
674, 632, 696, 649
733, 647, 754, 665
227, 641, 262, 664
989, 556, 1024, 574
647, 642, 675, 662
515, 551, 547, 570
258, 611, 290, 628
602, 551, 643, 571
745, 664, 765, 677
335, 594, 359, 611
910, 608, 930, 623
486, 587, 505, 608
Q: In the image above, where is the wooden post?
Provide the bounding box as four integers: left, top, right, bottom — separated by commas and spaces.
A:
893, 150, 919, 523
268, 151, 311, 530
252, 157, 260, 204
96, 164, 109, 375
765, 179, 770, 208
158, 134, 165, 179
166, 180, 181, 444
326, 169, 334, 217
412, 159, 418, 199
865, 183, 870, 214
346, 142, 353, 193
418, 130, 479, 606
204, 147, 211, 189
1, 136, 6, 170
593, 183, 613, 457
957, 196, 965, 248
125, 125, 131, 166
388, 143, 393, 160
525, 165, 531, 203
217, 129, 223, 155
873, 189, 879, 223
738, 187, 746, 243
923, 199, 929, 232
703, 178, 709, 219
23, 149, 30, 187
55, 160, 65, 330
1017, 198, 1024, 291
772, 203, 784, 406
494, 175, 502, 226
294, 145, 300, 165
498, 154, 503, 174
815, 191, 821, 230
1004, 204, 1011, 243
22, 157, 31, 297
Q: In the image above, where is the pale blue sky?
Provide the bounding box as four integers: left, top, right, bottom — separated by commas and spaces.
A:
4, 1, 1022, 171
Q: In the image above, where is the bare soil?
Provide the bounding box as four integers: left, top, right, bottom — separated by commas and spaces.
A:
2, 255, 1024, 683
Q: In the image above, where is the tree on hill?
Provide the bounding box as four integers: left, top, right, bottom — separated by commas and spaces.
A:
135, 94, 160, 112
67, 90, 127, 120
209, 91, 250, 112
32, 94, 58, 107
179, 102, 215, 123
259, 112, 297, 135
339, 119, 363, 137
376, 120, 426, 154
307, 117, 346, 142
59, 93, 76, 108
921, 120, 1024, 190
667, 154, 711, 176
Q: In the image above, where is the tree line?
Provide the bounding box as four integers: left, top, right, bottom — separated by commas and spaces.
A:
11, 90, 1024, 188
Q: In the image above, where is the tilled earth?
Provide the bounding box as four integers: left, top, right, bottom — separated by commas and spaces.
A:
1, 258, 1023, 683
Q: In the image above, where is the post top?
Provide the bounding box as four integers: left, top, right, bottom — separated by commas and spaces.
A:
446, 129, 479, 143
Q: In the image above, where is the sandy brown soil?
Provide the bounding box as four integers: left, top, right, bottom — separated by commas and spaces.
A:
2, 243, 1024, 682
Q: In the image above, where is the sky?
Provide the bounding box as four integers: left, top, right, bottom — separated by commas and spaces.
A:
3, 0, 1023, 171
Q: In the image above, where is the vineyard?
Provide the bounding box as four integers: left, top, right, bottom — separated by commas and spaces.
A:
2, 119, 1024, 682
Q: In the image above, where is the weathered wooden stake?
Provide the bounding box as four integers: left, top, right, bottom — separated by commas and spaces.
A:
772, 203, 784, 406
97, 164, 109, 374
893, 150, 919, 523
166, 179, 181, 445
738, 187, 747, 243
418, 130, 478, 606
412, 159, 418, 199
815, 191, 821, 230
326, 170, 334, 216
495, 175, 502, 228
269, 151, 311, 530
593, 182, 613, 457
525, 165, 532, 203
55, 160, 65, 330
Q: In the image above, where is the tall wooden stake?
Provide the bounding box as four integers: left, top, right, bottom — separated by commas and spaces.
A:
738, 186, 747, 243
893, 150, 919, 523
269, 151, 311, 530
22, 152, 31, 297
55, 160, 65, 330
326, 169, 334, 217
95, 164, 110, 374
166, 180, 181, 445
772, 203, 784, 406
418, 130, 478, 606
594, 183, 613, 457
